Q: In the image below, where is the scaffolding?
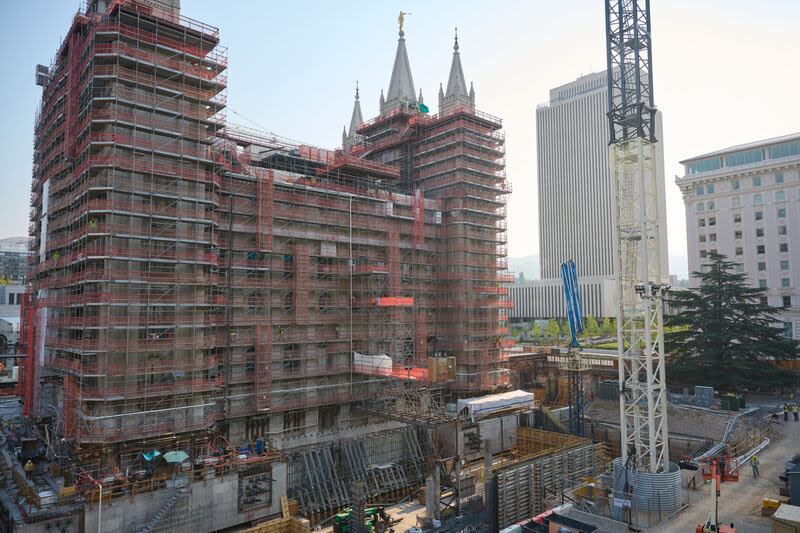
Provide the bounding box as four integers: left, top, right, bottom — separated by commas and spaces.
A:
26, 0, 514, 487
29, 0, 227, 472
356, 104, 513, 393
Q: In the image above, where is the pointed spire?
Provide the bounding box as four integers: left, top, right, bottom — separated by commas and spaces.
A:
382, 14, 417, 114
418, 88, 424, 104
445, 27, 468, 99
347, 81, 364, 137
441, 27, 475, 112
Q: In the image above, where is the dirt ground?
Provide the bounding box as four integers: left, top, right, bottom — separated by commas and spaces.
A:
649, 400, 800, 533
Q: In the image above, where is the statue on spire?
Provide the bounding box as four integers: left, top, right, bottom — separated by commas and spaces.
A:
398, 11, 411, 34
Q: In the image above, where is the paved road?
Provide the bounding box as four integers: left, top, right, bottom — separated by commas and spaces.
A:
649, 406, 800, 533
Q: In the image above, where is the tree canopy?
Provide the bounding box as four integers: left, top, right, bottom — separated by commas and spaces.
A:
665, 252, 798, 390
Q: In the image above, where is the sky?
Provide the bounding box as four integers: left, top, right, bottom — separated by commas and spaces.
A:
2, 1, 800, 279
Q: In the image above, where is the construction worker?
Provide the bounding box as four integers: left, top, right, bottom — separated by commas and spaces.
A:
24, 460, 34, 480
751, 454, 760, 478
784, 403, 789, 422
793, 404, 799, 422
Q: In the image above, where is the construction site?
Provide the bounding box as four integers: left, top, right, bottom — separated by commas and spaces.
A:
4, 0, 799, 532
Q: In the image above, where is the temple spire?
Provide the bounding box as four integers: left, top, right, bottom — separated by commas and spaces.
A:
440, 27, 475, 112
348, 82, 363, 137
382, 12, 417, 114
343, 82, 365, 152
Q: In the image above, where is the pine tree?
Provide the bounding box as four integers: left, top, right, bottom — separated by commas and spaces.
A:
666, 252, 798, 390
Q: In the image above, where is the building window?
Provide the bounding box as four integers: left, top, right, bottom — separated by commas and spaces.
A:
776, 173, 785, 184
757, 261, 766, 271
319, 406, 340, 431
696, 202, 705, 212
759, 279, 768, 288
707, 201, 715, 210
732, 196, 741, 208
781, 260, 790, 270
783, 296, 792, 308
706, 183, 715, 194
780, 243, 789, 253
770, 141, 800, 159
700, 250, 708, 259
755, 211, 763, 221
779, 225, 788, 235
776, 191, 786, 202
734, 230, 742, 240
782, 277, 791, 288
695, 186, 704, 195
282, 411, 306, 435
784, 322, 794, 339
727, 150, 763, 168
698, 218, 706, 227
778, 208, 786, 218
734, 213, 742, 223
736, 264, 745, 273
709, 217, 716, 226
753, 194, 763, 205
752, 176, 762, 187
760, 296, 769, 305
732, 179, 740, 190
687, 157, 722, 174
709, 233, 717, 242
735, 246, 743, 256
756, 227, 764, 238
757, 245, 766, 254
699, 235, 707, 243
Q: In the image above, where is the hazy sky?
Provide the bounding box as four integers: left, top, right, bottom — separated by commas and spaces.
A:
3, 1, 800, 278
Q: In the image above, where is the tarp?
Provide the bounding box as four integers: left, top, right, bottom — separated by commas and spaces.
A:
353, 352, 392, 377
457, 390, 534, 422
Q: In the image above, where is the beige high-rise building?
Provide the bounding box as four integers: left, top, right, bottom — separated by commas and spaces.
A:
677, 133, 800, 338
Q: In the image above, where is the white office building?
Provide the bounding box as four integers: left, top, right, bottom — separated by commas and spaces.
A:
510, 71, 667, 320
677, 133, 800, 339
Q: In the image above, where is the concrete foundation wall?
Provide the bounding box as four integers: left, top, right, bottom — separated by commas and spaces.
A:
83, 462, 287, 532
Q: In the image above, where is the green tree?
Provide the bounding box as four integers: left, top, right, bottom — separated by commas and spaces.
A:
601, 317, 615, 337
666, 252, 798, 390
559, 319, 572, 343
545, 319, 560, 341
585, 316, 600, 338
530, 322, 543, 341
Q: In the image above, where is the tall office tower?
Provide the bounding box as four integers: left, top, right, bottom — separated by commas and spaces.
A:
509, 71, 667, 320
677, 134, 800, 339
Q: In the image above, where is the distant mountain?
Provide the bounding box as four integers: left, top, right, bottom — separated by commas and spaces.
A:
508, 255, 539, 280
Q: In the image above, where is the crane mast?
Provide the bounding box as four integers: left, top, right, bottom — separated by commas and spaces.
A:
604, 0, 670, 473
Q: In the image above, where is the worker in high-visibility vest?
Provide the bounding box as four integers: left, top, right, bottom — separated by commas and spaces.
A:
784, 404, 789, 422
750, 454, 760, 478
793, 404, 799, 422
24, 460, 34, 480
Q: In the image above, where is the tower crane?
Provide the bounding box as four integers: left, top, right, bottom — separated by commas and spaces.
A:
604, 0, 671, 474
560, 259, 589, 436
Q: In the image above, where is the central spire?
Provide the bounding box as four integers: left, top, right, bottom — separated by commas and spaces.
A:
382, 12, 417, 114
